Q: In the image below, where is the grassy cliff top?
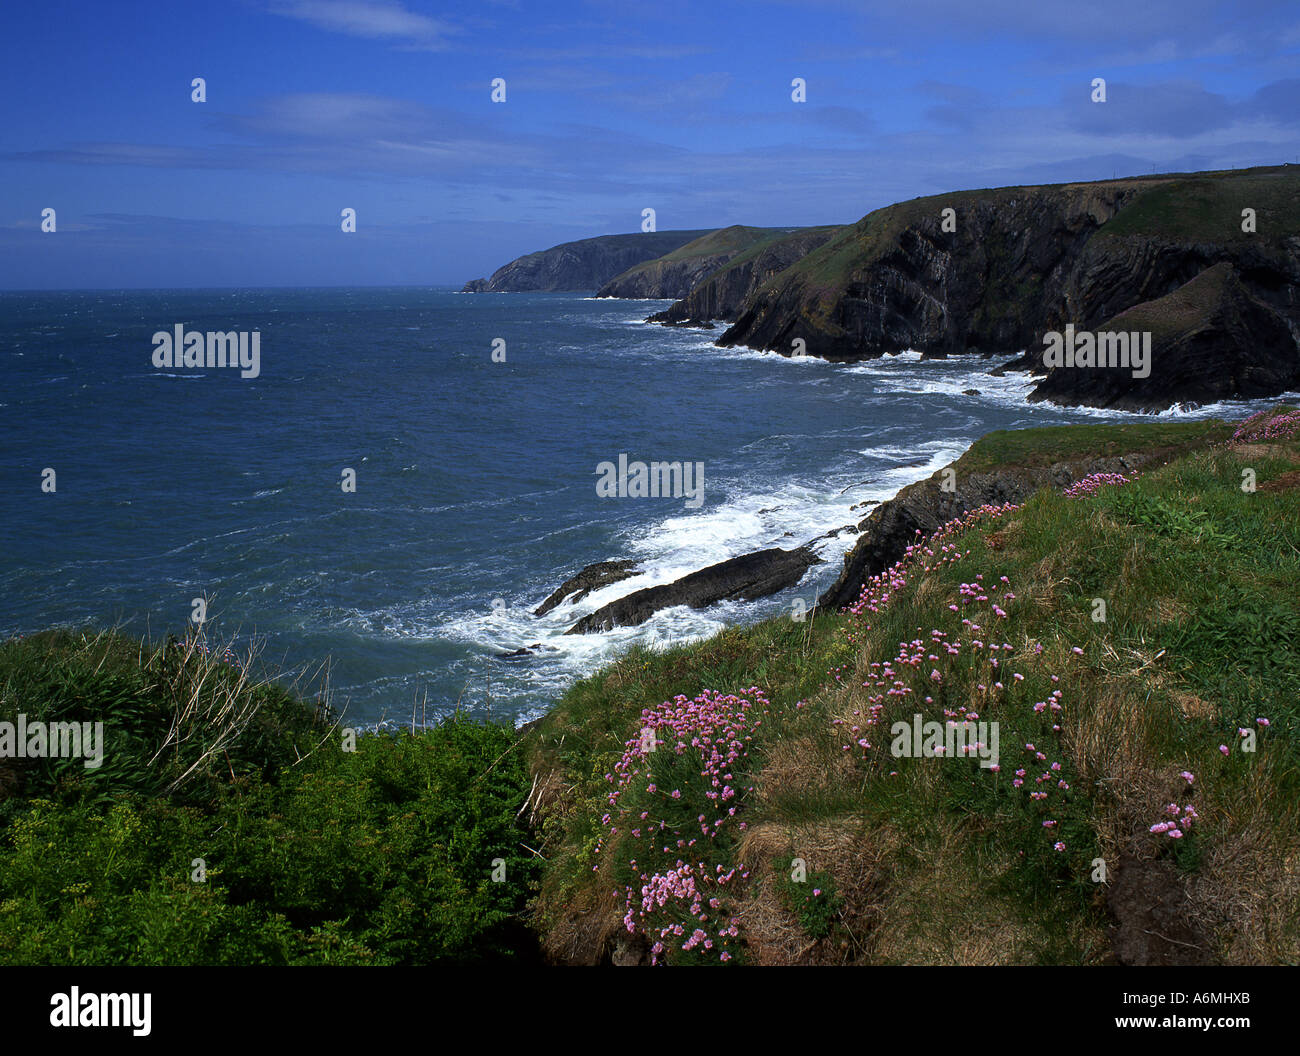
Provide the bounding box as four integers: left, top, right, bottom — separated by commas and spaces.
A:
653, 225, 799, 262
529, 407, 1300, 965
599, 225, 808, 288
1094, 166, 1300, 242
956, 416, 1235, 474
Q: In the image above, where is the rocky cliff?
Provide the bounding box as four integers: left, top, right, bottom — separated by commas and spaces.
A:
1027, 261, 1300, 411
648, 226, 842, 324
461, 230, 713, 293
714, 167, 1300, 410
594, 226, 803, 300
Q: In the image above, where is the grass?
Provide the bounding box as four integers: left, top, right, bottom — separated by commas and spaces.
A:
1094, 168, 1300, 243
1095, 261, 1233, 344
703, 225, 843, 278
527, 406, 1300, 965
605, 226, 803, 286
654, 226, 793, 263
956, 418, 1236, 474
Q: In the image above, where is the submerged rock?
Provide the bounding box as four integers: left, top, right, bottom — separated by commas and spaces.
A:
534, 560, 640, 616
496, 644, 543, 660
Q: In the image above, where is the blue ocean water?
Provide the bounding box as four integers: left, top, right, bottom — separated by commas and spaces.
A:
0, 287, 1270, 727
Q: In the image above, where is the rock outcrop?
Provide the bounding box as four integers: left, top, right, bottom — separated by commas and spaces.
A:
817, 443, 1185, 610
566, 546, 821, 634
1028, 262, 1300, 411
534, 560, 640, 616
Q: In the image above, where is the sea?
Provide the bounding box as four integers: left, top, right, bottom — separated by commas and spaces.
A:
0, 287, 1277, 728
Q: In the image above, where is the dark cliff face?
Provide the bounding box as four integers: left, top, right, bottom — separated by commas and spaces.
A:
1029, 261, 1300, 411
460, 230, 713, 293
648, 226, 843, 325
713, 168, 1300, 409
718, 183, 1142, 359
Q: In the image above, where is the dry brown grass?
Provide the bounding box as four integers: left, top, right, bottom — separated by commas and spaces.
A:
1026, 552, 1075, 610
1062, 683, 1172, 866
864, 810, 1108, 964
1259, 469, 1300, 492
909, 572, 944, 610
1171, 689, 1216, 720
734, 758, 1114, 964
754, 733, 854, 804
1054, 676, 1300, 964
1118, 535, 1148, 588
735, 815, 898, 965
537, 876, 624, 966
1153, 596, 1191, 622
518, 765, 567, 828
1185, 760, 1300, 964
1231, 443, 1300, 463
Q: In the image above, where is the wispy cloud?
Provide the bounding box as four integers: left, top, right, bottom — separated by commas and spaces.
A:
266, 0, 455, 50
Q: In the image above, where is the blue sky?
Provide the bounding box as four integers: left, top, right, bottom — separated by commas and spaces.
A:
2, 0, 1297, 288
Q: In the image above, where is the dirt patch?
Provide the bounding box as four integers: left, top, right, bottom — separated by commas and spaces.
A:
1259, 469, 1300, 492
1107, 854, 1214, 965
1172, 690, 1216, 720
1232, 443, 1300, 463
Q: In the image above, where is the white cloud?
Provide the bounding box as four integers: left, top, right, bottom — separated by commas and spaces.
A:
266, 1, 453, 49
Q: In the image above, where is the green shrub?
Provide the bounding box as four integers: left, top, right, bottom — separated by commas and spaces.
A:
0, 630, 538, 965
778, 868, 842, 940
